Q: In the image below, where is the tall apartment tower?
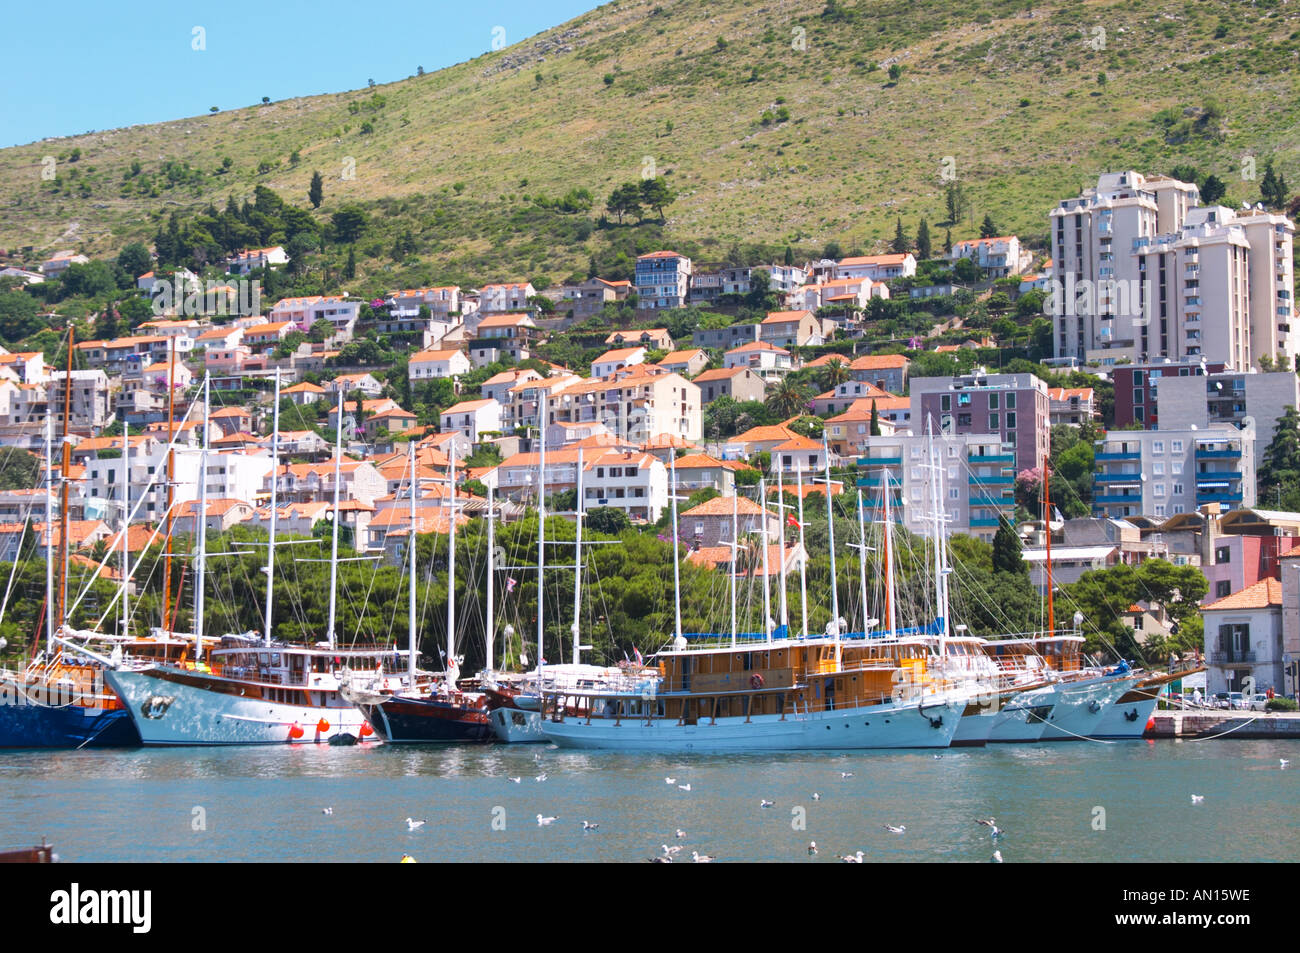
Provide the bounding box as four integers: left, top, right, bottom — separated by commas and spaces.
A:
1049, 172, 1296, 369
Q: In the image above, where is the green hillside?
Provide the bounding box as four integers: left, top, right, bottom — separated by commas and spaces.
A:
3, 0, 1299, 287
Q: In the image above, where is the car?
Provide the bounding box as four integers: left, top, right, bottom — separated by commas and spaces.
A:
1212, 691, 1232, 709
1248, 694, 1270, 711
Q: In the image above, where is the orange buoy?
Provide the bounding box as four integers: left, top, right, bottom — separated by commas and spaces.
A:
317, 718, 331, 733
359, 723, 373, 737
1145, 716, 1156, 733
289, 723, 304, 740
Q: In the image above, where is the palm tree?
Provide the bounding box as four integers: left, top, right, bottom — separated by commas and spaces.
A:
766, 378, 808, 419
822, 358, 851, 389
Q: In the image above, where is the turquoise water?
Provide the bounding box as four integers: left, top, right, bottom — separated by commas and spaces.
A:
1, 739, 1296, 862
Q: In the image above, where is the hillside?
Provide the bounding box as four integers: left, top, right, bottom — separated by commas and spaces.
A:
3, 0, 1300, 286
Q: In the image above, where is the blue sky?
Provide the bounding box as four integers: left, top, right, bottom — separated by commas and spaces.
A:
0, 0, 596, 148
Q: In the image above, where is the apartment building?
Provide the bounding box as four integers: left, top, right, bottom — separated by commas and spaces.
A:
635, 251, 692, 309
912, 372, 1051, 475
1091, 424, 1256, 520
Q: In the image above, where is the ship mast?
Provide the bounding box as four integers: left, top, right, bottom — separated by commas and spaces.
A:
262, 369, 281, 647
445, 442, 457, 679
120, 424, 129, 639
823, 433, 840, 664
796, 463, 809, 639
193, 374, 210, 662
162, 336, 175, 635
729, 492, 738, 648
760, 478, 771, 641
55, 325, 74, 637
776, 460, 788, 634
883, 463, 897, 640
485, 481, 496, 674
43, 415, 53, 654
1043, 453, 1054, 634
534, 420, 545, 671
408, 440, 417, 687
670, 455, 682, 644
326, 378, 343, 650
571, 447, 584, 665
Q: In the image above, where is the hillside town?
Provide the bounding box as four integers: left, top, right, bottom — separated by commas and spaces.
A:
2, 170, 1299, 703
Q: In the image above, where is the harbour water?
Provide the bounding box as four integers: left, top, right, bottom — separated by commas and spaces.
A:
2, 739, 1296, 862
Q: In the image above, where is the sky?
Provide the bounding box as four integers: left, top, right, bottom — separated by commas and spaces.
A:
0, 0, 597, 148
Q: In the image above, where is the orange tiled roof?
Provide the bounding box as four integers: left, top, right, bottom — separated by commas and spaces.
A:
1203, 577, 1282, 611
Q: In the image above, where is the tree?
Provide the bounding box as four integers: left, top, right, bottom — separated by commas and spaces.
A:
309, 171, 324, 209
944, 182, 967, 225
639, 176, 677, 221
0, 291, 43, 344
890, 217, 910, 254
587, 507, 631, 535
1200, 174, 1226, 204
992, 517, 1026, 575
869, 400, 880, 436
1258, 406, 1300, 507
116, 242, 151, 280
980, 214, 998, 238
0, 446, 42, 491
943, 228, 953, 254
605, 183, 642, 223
765, 378, 809, 419
344, 245, 356, 281
330, 206, 368, 244
1260, 160, 1289, 209
916, 218, 932, 260
783, 245, 794, 266
887, 63, 903, 82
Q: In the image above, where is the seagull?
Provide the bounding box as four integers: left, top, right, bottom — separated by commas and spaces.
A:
322, 807, 333, 816
535, 773, 548, 782
665, 777, 676, 784
678, 783, 692, 791
840, 772, 854, 779
838, 851, 864, 863
882, 824, 906, 834
662, 844, 682, 856
405, 818, 425, 831
537, 814, 558, 826
808, 841, 818, 856
648, 855, 672, 863
811, 793, 821, 801
1191, 795, 1204, 804
582, 821, 598, 831
1281, 759, 1290, 768
992, 850, 1004, 863
760, 799, 775, 808
933, 754, 942, 759
674, 829, 686, 839
508, 777, 521, 784
976, 818, 1004, 838
691, 850, 715, 863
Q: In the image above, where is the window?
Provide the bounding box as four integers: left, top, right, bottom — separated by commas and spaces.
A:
1173, 483, 1183, 495
1171, 440, 1183, 453
1172, 461, 1183, 475
1215, 546, 1231, 564
948, 488, 959, 499
1216, 580, 1231, 598
941, 395, 951, 412
1153, 483, 1166, 497
1006, 412, 1016, 429
989, 393, 1000, 410
1153, 462, 1164, 476
1006, 394, 1016, 409
1133, 388, 1144, 406
1153, 441, 1164, 454
989, 413, 1000, 430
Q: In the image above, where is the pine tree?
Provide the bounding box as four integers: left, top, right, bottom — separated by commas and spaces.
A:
916, 218, 932, 260
344, 245, 356, 281
784, 245, 794, 266
869, 400, 880, 436
980, 214, 998, 238
943, 229, 953, 255
1258, 406, 1300, 504
309, 170, 324, 209
992, 517, 1027, 575
890, 217, 910, 254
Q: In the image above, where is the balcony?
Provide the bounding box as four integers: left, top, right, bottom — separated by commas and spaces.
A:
1195, 491, 1244, 504
1209, 651, 1257, 665
856, 456, 902, 468
1094, 493, 1144, 504
969, 517, 1004, 528
967, 453, 1014, 464
969, 495, 1013, 508
1194, 448, 1241, 460
1094, 451, 1140, 462
1196, 471, 1242, 483
1094, 472, 1143, 483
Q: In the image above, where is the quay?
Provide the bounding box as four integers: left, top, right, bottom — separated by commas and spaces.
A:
1148, 710, 1300, 740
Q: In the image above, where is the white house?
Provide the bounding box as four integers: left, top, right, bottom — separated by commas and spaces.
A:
723, 341, 793, 379
440, 398, 502, 442
581, 449, 668, 523
409, 348, 472, 381
1204, 576, 1285, 697
591, 346, 647, 379
224, 246, 289, 275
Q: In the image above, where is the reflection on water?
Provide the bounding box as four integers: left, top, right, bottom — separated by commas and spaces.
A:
2, 740, 1297, 862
